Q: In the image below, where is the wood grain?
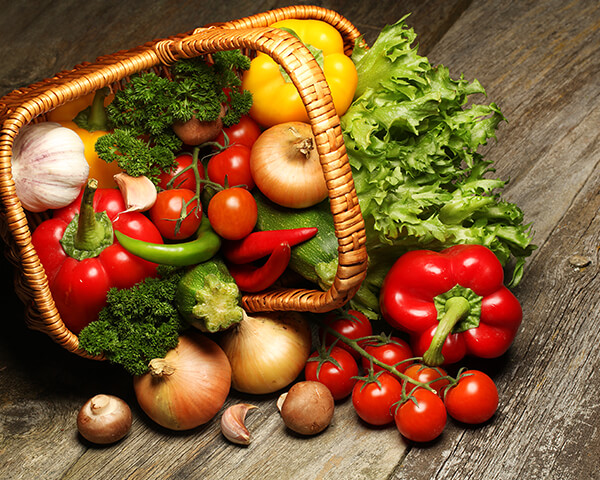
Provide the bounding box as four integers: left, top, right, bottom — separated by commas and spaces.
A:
1, 0, 599, 479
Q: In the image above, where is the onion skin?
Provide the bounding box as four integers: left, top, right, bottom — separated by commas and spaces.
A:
219, 311, 312, 395
133, 332, 231, 431
250, 122, 328, 209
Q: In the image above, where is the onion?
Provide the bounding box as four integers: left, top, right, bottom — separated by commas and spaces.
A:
218, 311, 312, 395
250, 122, 328, 209
133, 332, 231, 430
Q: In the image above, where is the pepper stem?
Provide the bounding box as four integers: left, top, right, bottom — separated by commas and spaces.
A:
423, 296, 471, 366
60, 179, 114, 260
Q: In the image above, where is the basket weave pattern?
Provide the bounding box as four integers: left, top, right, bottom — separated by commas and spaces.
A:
0, 6, 368, 358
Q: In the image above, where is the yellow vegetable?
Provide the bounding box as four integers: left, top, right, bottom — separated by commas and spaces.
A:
241, 19, 357, 128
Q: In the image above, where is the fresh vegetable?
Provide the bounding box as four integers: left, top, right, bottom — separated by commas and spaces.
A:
320, 309, 373, 360
149, 188, 202, 240
380, 244, 523, 366
77, 394, 132, 445
158, 152, 203, 191
361, 335, 414, 374
250, 122, 327, 209
96, 52, 252, 184
394, 388, 447, 443
219, 311, 312, 394
215, 115, 262, 149
304, 345, 359, 401
207, 144, 255, 190
221, 227, 318, 264
227, 242, 291, 293
242, 19, 357, 127
133, 332, 232, 431
207, 187, 257, 240
402, 364, 450, 398
340, 17, 536, 317
114, 216, 221, 267
220, 403, 258, 445
253, 192, 338, 289
172, 103, 226, 146
351, 371, 403, 426
47, 90, 113, 123
11, 122, 89, 212
59, 88, 124, 188
277, 381, 335, 436
78, 265, 186, 375
175, 256, 244, 333
113, 172, 157, 213
443, 370, 499, 424
31, 179, 163, 333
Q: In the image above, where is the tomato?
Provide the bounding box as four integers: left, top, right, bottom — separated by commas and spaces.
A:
158, 153, 204, 191
207, 187, 257, 240
305, 346, 359, 401
403, 364, 450, 397
444, 370, 499, 424
320, 310, 373, 360
361, 336, 413, 374
351, 372, 403, 426
394, 388, 447, 443
207, 144, 255, 190
216, 115, 262, 149
149, 189, 202, 240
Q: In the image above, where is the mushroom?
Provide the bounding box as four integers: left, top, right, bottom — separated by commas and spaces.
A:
277, 381, 335, 436
77, 394, 132, 444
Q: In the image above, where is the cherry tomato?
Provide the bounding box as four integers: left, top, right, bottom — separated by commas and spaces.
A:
207, 144, 255, 190
207, 187, 257, 240
394, 388, 447, 442
403, 364, 450, 397
305, 346, 359, 401
149, 189, 202, 240
320, 310, 373, 360
216, 115, 262, 149
158, 153, 204, 191
444, 370, 499, 424
351, 372, 403, 426
361, 336, 414, 374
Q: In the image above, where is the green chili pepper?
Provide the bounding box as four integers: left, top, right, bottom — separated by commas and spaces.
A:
115, 216, 221, 267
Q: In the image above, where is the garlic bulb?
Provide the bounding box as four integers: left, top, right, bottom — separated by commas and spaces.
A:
11, 122, 89, 212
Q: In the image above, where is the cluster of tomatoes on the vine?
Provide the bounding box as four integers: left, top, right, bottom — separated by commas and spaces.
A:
150, 115, 262, 242
304, 310, 500, 443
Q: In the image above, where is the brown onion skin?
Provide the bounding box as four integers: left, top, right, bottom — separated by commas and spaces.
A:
133, 332, 231, 431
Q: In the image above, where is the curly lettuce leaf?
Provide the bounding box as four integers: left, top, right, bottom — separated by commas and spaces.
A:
341, 17, 536, 317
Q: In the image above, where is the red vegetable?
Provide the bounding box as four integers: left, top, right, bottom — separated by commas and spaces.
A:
320, 310, 373, 360
380, 244, 523, 366
31, 179, 163, 333
444, 370, 499, 424
361, 335, 413, 374
394, 388, 447, 443
351, 371, 403, 426
227, 242, 291, 292
221, 227, 318, 264
304, 345, 359, 401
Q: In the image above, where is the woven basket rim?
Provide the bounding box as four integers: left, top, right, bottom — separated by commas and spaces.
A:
0, 5, 368, 359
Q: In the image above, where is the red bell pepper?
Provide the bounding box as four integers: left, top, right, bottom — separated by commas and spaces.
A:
31, 179, 163, 334
379, 244, 522, 366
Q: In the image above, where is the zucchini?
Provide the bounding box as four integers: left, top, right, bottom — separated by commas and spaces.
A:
176, 257, 244, 333
253, 192, 338, 290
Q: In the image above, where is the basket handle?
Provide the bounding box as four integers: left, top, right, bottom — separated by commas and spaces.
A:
153, 26, 368, 313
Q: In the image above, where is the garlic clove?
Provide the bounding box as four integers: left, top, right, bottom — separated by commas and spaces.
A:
113, 172, 157, 213
220, 403, 258, 445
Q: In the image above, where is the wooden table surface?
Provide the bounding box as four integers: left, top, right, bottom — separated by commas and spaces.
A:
1, 1, 599, 479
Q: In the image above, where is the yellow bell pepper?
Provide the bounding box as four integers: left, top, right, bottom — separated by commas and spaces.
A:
53, 89, 122, 188
241, 19, 358, 128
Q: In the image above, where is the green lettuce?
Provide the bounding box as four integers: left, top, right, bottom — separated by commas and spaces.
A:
340, 17, 536, 317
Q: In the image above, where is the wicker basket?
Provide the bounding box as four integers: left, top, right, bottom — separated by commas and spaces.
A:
0, 6, 368, 358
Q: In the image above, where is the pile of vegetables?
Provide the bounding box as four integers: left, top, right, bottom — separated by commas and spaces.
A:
11, 16, 537, 445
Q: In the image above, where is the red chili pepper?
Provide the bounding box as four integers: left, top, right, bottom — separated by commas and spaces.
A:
379, 244, 522, 366
221, 227, 317, 264
31, 179, 163, 334
227, 242, 291, 292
